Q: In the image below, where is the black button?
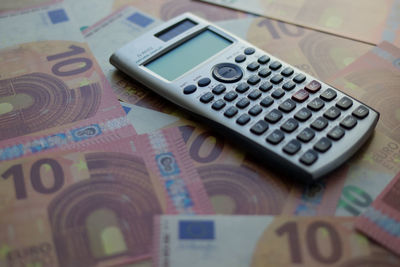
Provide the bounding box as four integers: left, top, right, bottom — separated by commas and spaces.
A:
336, 96, 353, 110
258, 68, 271, 78
320, 88, 337, 101
279, 99, 296, 113
283, 81, 296, 91
212, 63, 243, 83
340, 115, 358, 129
281, 67, 294, 77
224, 106, 238, 118
198, 77, 211, 87
324, 106, 341, 120
259, 81, 273, 92
314, 137, 332, 152
328, 126, 345, 140
236, 114, 251, 125
249, 105, 262, 116
247, 61, 260, 71
224, 91, 238, 102
236, 97, 250, 109
183, 84, 197, 94
244, 47, 255, 55
235, 54, 246, 63
270, 74, 283, 84
236, 82, 250, 93
269, 61, 282, 70
352, 105, 369, 119
300, 150, 318, 165
250, 120, 269, 135
297, 128, 315, 143
212, 84, 226, 95
260, 96, 274, 107
293, 73, 306, 83
200, 92, 214, 103
247, 75, 261, 85
294, 108, 312, 122
307, 97, 325, 111
248, 89, 262, 100
258, 55, 270, 64
267, 129, 285, 144
271, 88, 285, 99
283, 139, 301, 155
311, 117, 328, 131
281, 118, 299, 133
265, 109, 282, 123
212, 99, 226, 110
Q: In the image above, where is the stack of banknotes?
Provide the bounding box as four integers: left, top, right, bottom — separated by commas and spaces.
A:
0, 0, 399, 266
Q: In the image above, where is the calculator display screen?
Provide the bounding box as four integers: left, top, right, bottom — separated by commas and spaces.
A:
145, 29, 232, 81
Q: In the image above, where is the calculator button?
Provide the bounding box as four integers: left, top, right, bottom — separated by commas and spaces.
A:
292, 89, 309, 103
236, 97, 250, 109
258, 55, 270, 64
248, 105, 262, 116
281, 118, 299, 133
282, 81, 296, 91
336, 96, 353, 110
224, 91, 238, 102
258, 68, 272, 78
269, 61, 282, 70
236, 82, 250, 93
293, 73, 306, 83
198, 77, 211, 87
212, 84, 226, 95
297, 128, 315, 143
340, 115, 358, 129
224, 106, 238, 118
311, 117, 328, 131
183, 84, 197, 94
244, 47, 255, 55
283, 139, 301, 155
260, 96, 274, 107
352, 105, 369, 119
200, 92, 214, 103
305, 80, 321, 93
328, 126, 345, 140
212, 99, 226, 110
247, 75, 261, 85
320, 88, 337, 101
324, 106, 341, 120
248, 89, 262, 100
265, 109, 283, 123
259, 81, 273, 92
212, 63, 243, 83
250, 120, 269, 135
271, 88, 285, 99
270, 74, 283, 84
281, 67, 294, 77
279, 99, 296, 113
314, 137, 332, 153
267, 129, 285, 144
236, 114, 251, 125
235, 54, 246, 63
307, 97, 325, 111
300, 150, 318, 165
294, 108, 312, 122
247, 61, 260, 71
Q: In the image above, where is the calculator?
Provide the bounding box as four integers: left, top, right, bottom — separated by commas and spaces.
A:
110, 13, 379, 182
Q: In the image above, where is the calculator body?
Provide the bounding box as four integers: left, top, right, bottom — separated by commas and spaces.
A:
110, 13, 379, 182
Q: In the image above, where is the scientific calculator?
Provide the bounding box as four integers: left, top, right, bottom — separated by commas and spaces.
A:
110, 13, 379, 182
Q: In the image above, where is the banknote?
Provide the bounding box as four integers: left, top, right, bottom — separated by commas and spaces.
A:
153, 215, 400, 267
200, 0, 400, 45
0, 0, 62, 15
0, 127, 212, 267
356, 171, 400, 256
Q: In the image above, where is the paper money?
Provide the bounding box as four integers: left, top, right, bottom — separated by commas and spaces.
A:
0, 0, 62, 15
0, 127, 212, 267
200, 0, 400, 45
153, 215, 400, 267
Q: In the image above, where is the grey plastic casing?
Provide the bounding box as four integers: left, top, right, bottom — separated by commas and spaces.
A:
110, 13, 379, 183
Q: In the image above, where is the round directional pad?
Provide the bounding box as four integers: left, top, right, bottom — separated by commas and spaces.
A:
212, 63, 243, 83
